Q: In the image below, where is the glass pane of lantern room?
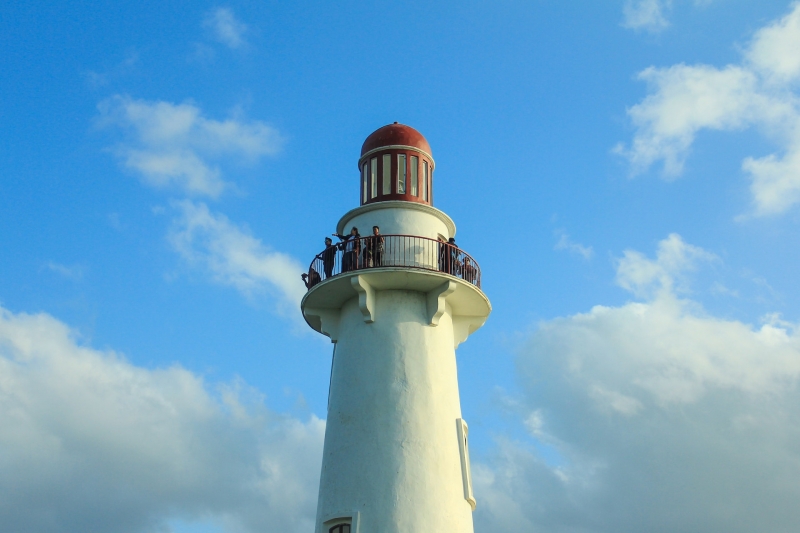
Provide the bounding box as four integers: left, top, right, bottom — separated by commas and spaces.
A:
397, 154, 406, 194
410, 156, 418, 196
370, 158, 377, 199
423, 161, 429, 201
362, 163, 368, 203
382, 154, 391, 195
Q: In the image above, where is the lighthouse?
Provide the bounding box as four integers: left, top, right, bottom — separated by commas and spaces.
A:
301, 123, 491, 533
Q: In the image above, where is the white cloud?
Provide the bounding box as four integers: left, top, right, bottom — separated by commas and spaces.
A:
0, 305, 323, 533
743, 144, 800, 215
97, 95, 282, 198
168, 201, 306, 315
472, 234, 800, 532
622, 0, 672, 32
615, 233, 716, 297
616, 2, 800, 216
745, 2, 800, 84
554, 230, 594, 260
204, 8, 248, 49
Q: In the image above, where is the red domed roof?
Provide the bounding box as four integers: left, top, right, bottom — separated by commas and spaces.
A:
361, 123, 431, 157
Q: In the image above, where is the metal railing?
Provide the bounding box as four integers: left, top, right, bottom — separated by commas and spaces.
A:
304, 234, 481, 290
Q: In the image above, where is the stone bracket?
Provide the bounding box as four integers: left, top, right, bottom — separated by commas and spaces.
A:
426, 280, 457, 326
303, 307, 341, 343
351, 275, 375, 323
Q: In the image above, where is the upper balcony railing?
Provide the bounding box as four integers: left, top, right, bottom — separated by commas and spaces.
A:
304, 234, 481, 290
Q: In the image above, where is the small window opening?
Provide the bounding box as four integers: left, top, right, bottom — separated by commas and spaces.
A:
397, 154, 407, 194
370, 158, 378, 199
410, 155, 419, 196
422, 161, 429, 201
382, 154, 391, 195
323, 513, 358, 532
457, 418, 476, 511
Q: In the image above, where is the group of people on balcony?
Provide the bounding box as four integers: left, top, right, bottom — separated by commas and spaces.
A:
301, 226, 384, 288
440, 237, 478, 284
301, 226, 477, 289
337, 226, 385, 273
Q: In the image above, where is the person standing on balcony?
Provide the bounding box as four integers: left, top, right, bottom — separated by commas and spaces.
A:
335, 227, 361, 272
438, 236, 447, 273
366, 226, 384, 268
448, 237, 461, 276
322, 236, 336, 278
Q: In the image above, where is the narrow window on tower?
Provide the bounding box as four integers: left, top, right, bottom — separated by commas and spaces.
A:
370, 157, 378, 199
456, 418, 476, 511
410, 155, 419, 196
382, 154, 391, 195
422, 160, 429, 201
397, 154, 406, 194
361, 163, 368, 204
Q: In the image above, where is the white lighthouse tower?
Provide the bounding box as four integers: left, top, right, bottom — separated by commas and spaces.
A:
301, 123, 491, 533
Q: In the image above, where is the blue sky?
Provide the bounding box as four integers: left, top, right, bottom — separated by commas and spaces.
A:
3, 1, 800, 532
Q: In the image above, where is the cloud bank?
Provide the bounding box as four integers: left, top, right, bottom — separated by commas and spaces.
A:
98, 96, 282, 198
473, 234, 800, 533
0, 305, 323, 533
616, 2, 800, 216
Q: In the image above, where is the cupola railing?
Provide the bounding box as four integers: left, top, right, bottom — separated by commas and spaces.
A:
304, 235, 481, 290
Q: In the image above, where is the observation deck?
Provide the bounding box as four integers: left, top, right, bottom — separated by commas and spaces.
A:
304, 234, 481, 289
301, 234, 490, 347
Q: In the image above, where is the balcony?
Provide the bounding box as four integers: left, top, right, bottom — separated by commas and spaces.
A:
303, 234, 482, 290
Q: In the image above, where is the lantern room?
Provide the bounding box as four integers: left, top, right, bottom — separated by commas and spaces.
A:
358, 122, 434, 206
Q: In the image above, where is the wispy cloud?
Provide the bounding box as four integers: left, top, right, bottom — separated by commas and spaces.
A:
615, 3, 800, 216
97, 95, 282, 198
554, 230, 594, 260
622, 0, 714, 33
168, 200, 306, 315
473, 234, 800, 533
204, 7, 248, 49
42, 261, 84, 281
0, 305, 323, 533
85, 50, 139, 89
622, 0, 672, 32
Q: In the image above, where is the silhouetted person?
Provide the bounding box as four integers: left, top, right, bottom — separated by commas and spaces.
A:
448, 237, 460, 276
322, 236, 336, 278
438, 236, 448, 273
301, 267, 321, 289
335, 227, 361, 272
366, 225, 385, 267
